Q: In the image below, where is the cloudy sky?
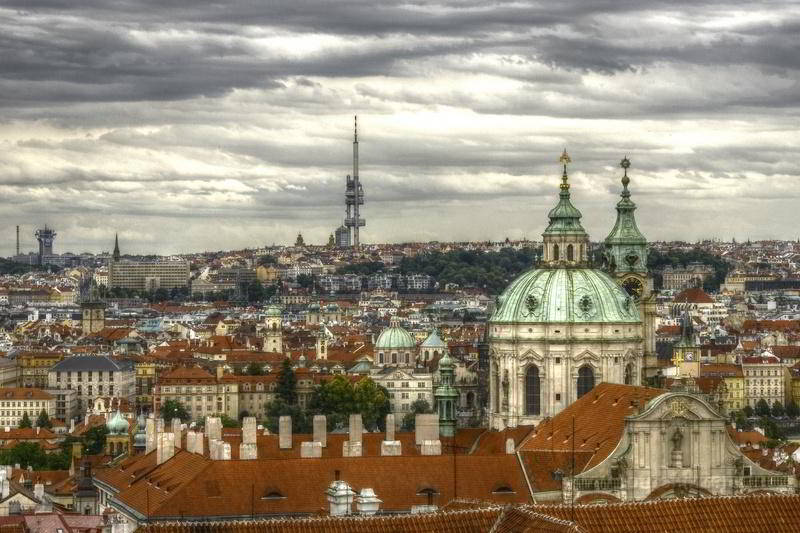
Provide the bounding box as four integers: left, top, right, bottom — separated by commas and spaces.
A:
1, 1, 799, 255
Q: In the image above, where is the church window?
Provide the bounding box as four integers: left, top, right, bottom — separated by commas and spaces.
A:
553, 245, 559, 261
392, 353, 397, 364
614, 357, 619, 364
555, 358, 561, 364
555, 393, 561, 401
525, 366, 541, 415
379, 353, 384, 364
577, 366, 595, 398
567, 244, 574, 261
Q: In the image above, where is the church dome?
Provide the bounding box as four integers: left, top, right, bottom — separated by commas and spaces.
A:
375, 319, 416, 350
265, 305, 282, 317
491, 268, 640, 324
106, 410, 130, 435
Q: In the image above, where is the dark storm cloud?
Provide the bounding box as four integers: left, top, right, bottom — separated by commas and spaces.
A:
0, 1, 798, 253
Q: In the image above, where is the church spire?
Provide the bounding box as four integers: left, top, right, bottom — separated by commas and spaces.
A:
603, 157, 648, 274
112, 233, 120, 262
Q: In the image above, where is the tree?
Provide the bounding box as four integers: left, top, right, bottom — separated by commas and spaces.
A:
160, 399, 190, 423
401, 399, 433, 431
353, 378, 391, 431
84, 425, 109, 455
296, 274, 315, 290
308, 376, 390, 431
758, 417, 783, 441
734, 411, 753, 431
786, 400, 799, 419
276, 358, 297, 405
755, 399, 771, 418
220, 414, 239, 428
19, 413, 32, 429
743, 405, 754, 418
245, 362, 265, 376
772, 401, 785, 418
35, 409, 51, 429
265, 398, 309, 434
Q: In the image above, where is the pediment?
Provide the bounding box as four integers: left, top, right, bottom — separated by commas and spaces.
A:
574, 350, 600, 363
519, 349, 544, 362
635, 393, 724, 422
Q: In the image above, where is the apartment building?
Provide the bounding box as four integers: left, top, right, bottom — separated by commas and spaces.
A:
47, 356, 135, 414
0, 388, 55, 428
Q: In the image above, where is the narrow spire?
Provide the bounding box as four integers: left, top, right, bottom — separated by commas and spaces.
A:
354, 115, 358, 143
112, 233, 120, 262
619, 156, 631, 198
558, 148, 571, 192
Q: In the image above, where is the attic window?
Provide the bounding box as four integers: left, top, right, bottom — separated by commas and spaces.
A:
492, 485, 516, 495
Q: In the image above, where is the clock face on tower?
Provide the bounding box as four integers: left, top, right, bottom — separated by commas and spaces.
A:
685, 352, 694, 361
621, 276, 644, 301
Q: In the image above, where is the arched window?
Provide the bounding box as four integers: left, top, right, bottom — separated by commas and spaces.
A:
466, 391, 474, 408
624, 363, 633, 385
379, 352, 384, 364
553, 244, 559, 261
525, 366, 540, 415
577, 366, 595, 398
392, 352, 397, 364
567, 244, 574, 261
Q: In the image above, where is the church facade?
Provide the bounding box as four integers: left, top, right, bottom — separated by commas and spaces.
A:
489, 152, 656, 429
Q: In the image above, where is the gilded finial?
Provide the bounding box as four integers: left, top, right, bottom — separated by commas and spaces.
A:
559, 148, 571, 191
619, 156, 631, 197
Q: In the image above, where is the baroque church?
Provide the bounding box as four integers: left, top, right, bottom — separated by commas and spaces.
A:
490, 152, 657, 429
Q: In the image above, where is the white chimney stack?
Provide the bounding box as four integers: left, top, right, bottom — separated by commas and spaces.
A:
326, 479, 355, 516
355, 488, 382, 515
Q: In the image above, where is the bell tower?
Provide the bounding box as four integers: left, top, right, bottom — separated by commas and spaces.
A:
604, 157, 657, 366
541, 150, 590, 267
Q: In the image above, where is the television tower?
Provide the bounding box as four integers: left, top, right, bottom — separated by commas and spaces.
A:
35, 225, 56, 265
344, 116, 365, 249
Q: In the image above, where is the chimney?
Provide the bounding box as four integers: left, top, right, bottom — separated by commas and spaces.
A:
355, 488, 382, 515
279, 416, 292, 449
415, 414, 439, 446
69, 419, 75, 433
34, 483, 44, 501
171, 418, 182, 448
326, 480, 355, 516
145, 418, 156, 454
312, 415, 327, 447
348, 414, 363, 444
506, 438, 515, 454
156, 432, 175, 465
242, 417, 257, 445
216, 366, 224, 380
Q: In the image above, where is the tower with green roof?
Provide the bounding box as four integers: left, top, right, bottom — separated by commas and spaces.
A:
489, 151, 645, 430
434, 352, 458, 437
603, 158, 657, 365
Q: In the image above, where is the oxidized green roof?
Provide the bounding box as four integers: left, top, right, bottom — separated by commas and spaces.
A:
421, 329, 446, 348
265, 305, 282, 317
375, 324, 416, 350
107, 410, 130, 435
490, 268, 640, 324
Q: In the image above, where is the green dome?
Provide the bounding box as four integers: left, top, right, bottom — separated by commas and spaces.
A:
107, 410, 130, 435
375, 321, 416, 350
265, 305, 282, 317
491, 268, 640, 324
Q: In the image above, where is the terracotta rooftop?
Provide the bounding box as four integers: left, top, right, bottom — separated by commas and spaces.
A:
128, 493, 800, 532
673, 287, 714, 304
